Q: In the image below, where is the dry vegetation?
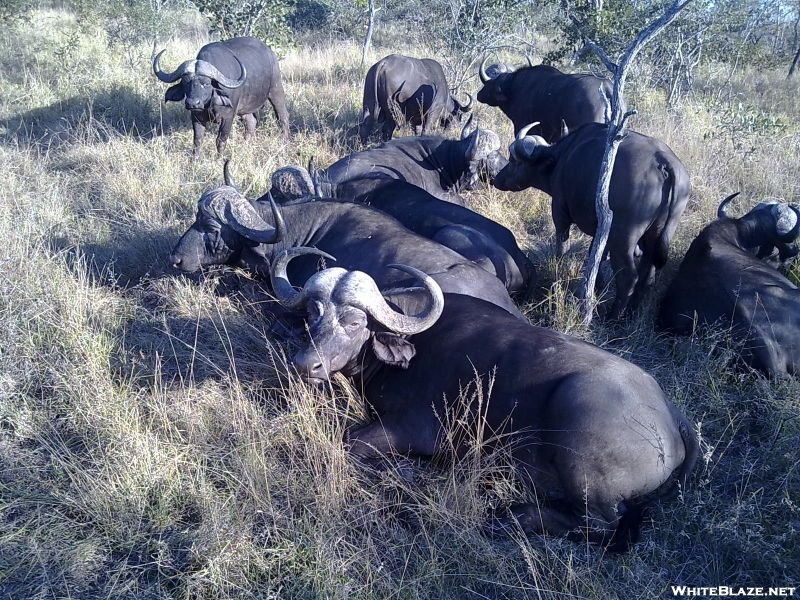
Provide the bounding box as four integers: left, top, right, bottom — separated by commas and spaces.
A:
1, 7, 799, 599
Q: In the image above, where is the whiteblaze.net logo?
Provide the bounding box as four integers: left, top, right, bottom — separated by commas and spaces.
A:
671, 587, 796, 597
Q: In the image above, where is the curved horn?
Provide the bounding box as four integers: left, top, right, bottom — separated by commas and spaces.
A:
479, 55, 491, 83
153, 50, 195, 83
308, 157, 323, 197
717, 192, 741, 219
462, 92, 473, 111
353, 264, 444, 335
223, 159, 240, 191
194, 58, 246, 89
516, 121, 540, 140
271, 247, 338, 310
525, 53, 534, 67
218, 189, 283, 243
461, 114, 475, 140
560, 120, 569, 139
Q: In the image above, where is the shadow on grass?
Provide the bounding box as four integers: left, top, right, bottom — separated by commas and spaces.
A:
0, 85, 180, 150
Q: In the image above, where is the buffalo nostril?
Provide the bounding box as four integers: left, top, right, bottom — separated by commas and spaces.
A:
170, 255, 182, 268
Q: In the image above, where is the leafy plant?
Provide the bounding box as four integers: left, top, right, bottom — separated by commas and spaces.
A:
191, 0, 295, 50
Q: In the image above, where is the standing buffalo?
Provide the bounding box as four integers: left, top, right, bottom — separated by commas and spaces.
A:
359, 54, 473, 143
269, 171, 535, 294
494, 122, 691, 319
153, 37, 290, 158
477, 58, 620, 141
658, 194, 800, 378
300, 122, 507, 205
273, 249, 698, 551
169, 180, 522, 318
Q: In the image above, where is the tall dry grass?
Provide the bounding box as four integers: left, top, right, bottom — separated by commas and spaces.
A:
0, 7, 798, 599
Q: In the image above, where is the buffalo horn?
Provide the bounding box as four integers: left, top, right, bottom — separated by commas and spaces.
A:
223, 159, 240, 192
355, 264, 444, 335
717, 192, 741, 219
461, 114, 475, 140
153, 50, 195, 83
773, 203, 800, 238
194, 58, 246, 89
271, 247, 338, 310
479, 55, 491, 83
202, 187, 283, 243
560, 120, 569, 139
462, 92, 474, 111
525, 53, 534, 67
307, 157, 323, 198
516, 122, 540, 140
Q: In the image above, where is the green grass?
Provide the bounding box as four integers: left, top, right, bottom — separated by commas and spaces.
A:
0, 7, 798, 599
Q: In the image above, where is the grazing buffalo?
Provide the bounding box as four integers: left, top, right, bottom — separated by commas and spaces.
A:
272, 249, 699, 551
153, 37, 290, 158
169, 180, 522, 318
494, 122, 691, 319
658, 194, 800, 378
269, 171, 535, 294
359, 54, 473, 143
299, 121, 507, 205
476, 58, 620, 141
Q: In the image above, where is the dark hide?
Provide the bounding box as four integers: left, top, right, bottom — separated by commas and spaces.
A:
156, 37, 289, 158
359, 54, 471, 143
312, 131, 508, 204
658, 201, 800, 378
327, 178, 535, 295
494, 123, 691, 319
170, 192, 523, 318
477, 63, 621, 141
291, 286, 698, 550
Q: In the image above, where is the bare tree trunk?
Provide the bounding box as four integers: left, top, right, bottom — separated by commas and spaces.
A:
361, 0, 377, 70
789, 43, 800, 78
580, 0, 693, 325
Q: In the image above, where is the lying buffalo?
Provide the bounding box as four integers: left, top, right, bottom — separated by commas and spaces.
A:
359, 54, 472, 143
272, 248, 699, 551
153, 37, 290, 158
269, 171, 535, 294
658, 194, 800, 378
495, 122, 691, 319
169, 180, 522, 318
476, 57, 620, 141
303, 121, 506, 205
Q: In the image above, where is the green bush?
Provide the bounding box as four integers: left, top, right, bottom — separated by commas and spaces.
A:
191, 0, 295, 50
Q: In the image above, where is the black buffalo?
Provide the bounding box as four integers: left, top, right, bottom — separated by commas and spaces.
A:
494, 122, 691, 319
169, 182, 522, 318
658, 194, 800, 378
153, 36, 290, 158
299, 122, 507, 205
269, 171, 535, 294
359, 54, 472, 143
272, 249, 699, 551
476, 58, 620, 141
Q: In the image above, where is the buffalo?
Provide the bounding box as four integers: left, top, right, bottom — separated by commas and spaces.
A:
359, 54, 473, 143
169, 179, 522, 318
269, 171, 535, 294
272, 248, 699, 551
494, 122, 691, 319
153, 36, 290, 158
476, 58, 620, 141
658, 194, 800, 378
297, 121, 507, 205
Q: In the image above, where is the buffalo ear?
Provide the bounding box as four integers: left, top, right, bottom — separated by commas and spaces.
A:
165, 84, 185, 102
372, 332, 416, 368
212, 90, 232, 107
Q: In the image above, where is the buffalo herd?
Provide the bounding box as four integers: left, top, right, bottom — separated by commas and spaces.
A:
154, 39, 800, 550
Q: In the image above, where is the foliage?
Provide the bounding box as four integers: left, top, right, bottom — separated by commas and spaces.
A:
0, 0, 36, 25
191, 0, 295, 50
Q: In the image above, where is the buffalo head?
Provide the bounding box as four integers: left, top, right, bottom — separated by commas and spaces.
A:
170, 185, 284, 272
492, 122, 553, 192
153, 49, 246, 111
476, 56, 517, 107
717, 192, 800, 262
459, 117, 508, 190
272, 247, 444, 383
442, 93, 473, 128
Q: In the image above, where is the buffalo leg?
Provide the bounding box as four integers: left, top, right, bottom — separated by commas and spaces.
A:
347, 418, 435, 461
190, 113, 209, 159
552, 201, 572, 256
215, 118, 234, 156
381, 119, 396, 142
241, 113, 257, 140
607, 244, 638, 319
268, 83, 290, 137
